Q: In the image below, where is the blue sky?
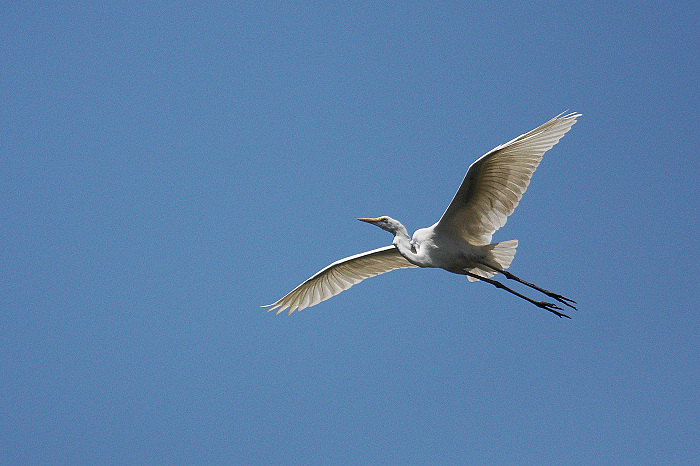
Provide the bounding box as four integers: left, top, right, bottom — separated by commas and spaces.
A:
2, 1, 698, 463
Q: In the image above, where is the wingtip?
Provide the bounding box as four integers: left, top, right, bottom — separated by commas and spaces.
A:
262, 301, 298, 315
262, 304, 280, 314
557, 111, 582, 120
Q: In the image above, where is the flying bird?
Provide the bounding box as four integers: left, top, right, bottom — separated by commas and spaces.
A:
265, 112, 580, 318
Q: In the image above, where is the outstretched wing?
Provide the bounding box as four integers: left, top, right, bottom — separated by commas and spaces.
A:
263, 246, 418, 315
436, 112, 580, 245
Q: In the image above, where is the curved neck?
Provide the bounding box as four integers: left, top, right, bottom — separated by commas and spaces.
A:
391, 226, 415, 258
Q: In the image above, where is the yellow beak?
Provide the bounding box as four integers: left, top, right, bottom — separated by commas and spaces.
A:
358, 217, 381, 224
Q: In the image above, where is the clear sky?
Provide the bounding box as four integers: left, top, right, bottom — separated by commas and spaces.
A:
2, 1, 698, 463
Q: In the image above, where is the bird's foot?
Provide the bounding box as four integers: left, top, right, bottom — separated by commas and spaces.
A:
536, 301, 571, 319
545, 292, 578, 310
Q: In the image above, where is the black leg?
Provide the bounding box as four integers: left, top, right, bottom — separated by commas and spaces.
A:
465, 271, 571, 318
479, 262, 577, 310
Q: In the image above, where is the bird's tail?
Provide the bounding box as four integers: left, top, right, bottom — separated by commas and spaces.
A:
466, 239, 518, 282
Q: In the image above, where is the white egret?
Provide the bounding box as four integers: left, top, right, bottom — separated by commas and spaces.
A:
265, 112, 580, 318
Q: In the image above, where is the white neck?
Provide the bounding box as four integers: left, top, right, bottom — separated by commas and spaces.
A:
391, 225, 416, 258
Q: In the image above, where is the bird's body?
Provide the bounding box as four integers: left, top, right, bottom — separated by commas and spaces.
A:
265, 112, 581, 317
386, 218, 507, 274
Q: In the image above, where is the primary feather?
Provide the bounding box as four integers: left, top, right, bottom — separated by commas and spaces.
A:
436, 112, 580, 245
264, 246, 417, 315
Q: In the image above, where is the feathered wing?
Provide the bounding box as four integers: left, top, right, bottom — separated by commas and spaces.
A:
263, 246, 418, 315
436, 112, 580, 245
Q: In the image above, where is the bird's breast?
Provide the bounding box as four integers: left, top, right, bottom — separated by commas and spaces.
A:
414, 238, 484, 273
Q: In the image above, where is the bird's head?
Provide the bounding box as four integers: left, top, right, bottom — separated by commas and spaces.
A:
358, 216, 403, 234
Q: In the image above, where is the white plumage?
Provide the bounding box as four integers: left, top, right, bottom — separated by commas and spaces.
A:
269, 246, 418, 313
265, 112, 580, 318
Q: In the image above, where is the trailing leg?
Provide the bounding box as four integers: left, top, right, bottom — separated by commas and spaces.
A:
465, 272, 571, 318
479, 262, 577, 310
